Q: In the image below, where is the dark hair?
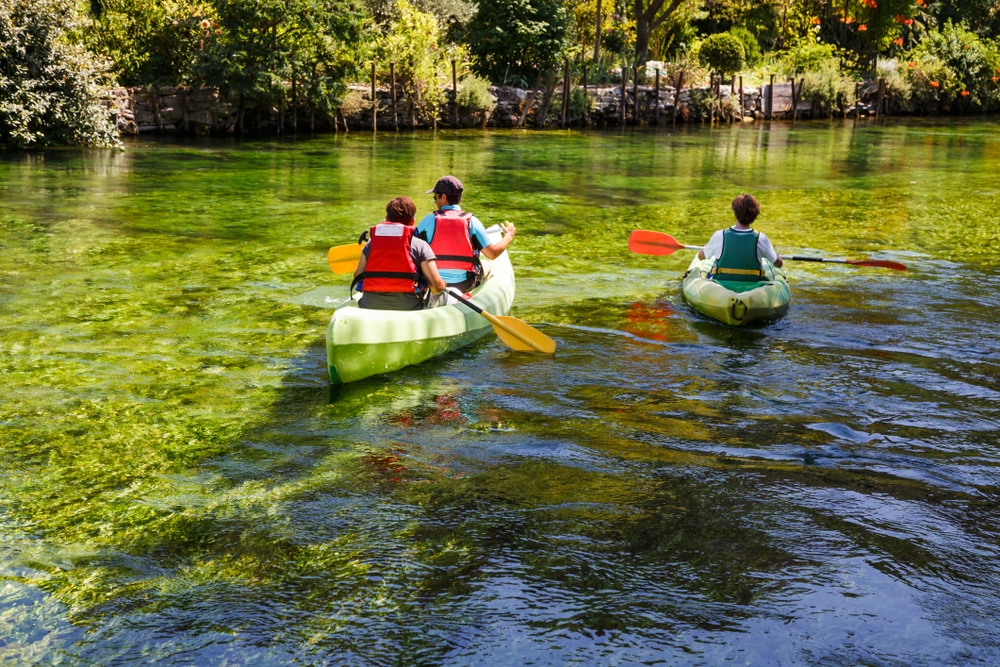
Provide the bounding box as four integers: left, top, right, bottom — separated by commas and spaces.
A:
439, 191, 462, 205
731, 194, 760, 225
385, 196, 417, 223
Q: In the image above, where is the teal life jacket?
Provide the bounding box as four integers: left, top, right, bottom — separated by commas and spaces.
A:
713, 228, 764, 282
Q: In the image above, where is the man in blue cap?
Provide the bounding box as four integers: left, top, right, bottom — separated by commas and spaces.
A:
416, 175, 516, 292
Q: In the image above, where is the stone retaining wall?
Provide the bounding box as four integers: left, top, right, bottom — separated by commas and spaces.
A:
104, 81, 867, 136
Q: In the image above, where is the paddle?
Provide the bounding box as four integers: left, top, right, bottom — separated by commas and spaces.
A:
628, 230, 907, 271
783, 255, 908, 271
328, 243, 364, 274
447, 288, 556, 354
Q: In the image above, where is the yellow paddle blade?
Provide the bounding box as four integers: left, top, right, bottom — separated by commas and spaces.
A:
328, 244, 363, 274
486, 313, 557, 354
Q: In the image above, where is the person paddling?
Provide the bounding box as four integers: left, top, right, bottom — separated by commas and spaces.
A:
352, 196, 447, 310
416, 175, 516, 292
697, 193, 783, 281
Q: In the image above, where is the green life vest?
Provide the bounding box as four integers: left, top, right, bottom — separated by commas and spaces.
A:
714, 228, 764, 282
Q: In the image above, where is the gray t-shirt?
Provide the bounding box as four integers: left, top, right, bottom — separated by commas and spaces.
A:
358, 236, 437, 310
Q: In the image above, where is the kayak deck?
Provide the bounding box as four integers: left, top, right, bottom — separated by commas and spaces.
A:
681, 256, 790, 326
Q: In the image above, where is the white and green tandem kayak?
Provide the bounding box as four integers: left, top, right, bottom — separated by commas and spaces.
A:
325, 239, 515, 384
681, 256, 791, 327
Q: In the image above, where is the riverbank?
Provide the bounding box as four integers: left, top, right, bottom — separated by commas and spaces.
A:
104, 79, 887, 137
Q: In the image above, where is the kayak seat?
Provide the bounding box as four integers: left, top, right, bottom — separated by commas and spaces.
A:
714, 278, 769, 293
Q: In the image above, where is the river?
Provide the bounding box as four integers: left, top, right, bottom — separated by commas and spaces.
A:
1, 120, 999, 665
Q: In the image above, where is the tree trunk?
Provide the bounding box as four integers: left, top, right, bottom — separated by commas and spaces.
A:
593, 0, 602, 63
533, 70, 560, 128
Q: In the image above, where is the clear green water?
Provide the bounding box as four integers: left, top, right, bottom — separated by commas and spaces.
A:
2, 121, 1000, 665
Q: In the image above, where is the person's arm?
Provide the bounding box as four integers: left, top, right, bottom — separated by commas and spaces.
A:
352, 250, 368, 281
480, 221, 516, 260
420, 260, 447, 294
758, 234, 783, 268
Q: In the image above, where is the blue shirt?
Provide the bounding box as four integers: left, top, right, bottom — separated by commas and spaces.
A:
416, 205, 491, 284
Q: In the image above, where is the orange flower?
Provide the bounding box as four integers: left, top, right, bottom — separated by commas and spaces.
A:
960, 90, 970, 97
929, 80, 939, 88
993, 76, 999, 83
200, 19, 210, 28
908, 61, 918, 68
894, 38, 904, 46
895, 13, 905, 22
846, 16, 856, 24
858, 24, 867, 31
905, 18, 913, 25
811, 17, 821, 25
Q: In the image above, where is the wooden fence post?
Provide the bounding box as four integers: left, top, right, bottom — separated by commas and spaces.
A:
618, 58, 628, 125
452, 59, 458, 126
391, 62, 398, 130
562, 58, 570, 128
654, 68, 660, 125
371, 61, 377, 132
767, 74, 774, 120
739, 76, 744, 119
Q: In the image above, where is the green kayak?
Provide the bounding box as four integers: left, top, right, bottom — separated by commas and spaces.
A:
325, 240, 515, 384
681, 256, 790, 326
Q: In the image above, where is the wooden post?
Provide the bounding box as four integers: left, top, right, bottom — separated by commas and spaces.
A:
739, 76, 744, 119
391, 62, 398, 130
152, 87, 163, 134
709, 74, 715, 125
790, 76, 798, 122
620, 59, 627, 124
371, 61, 377, 132
767, 74, 774, 120
180, 86, 189, 134
855, 81, 861, 117
654, 68, 660, 125
582, 64, 589, 125
562, 57, 570, 128
633, 65, 640, 124
452, 59, 458, 126
672, 71, 683, 126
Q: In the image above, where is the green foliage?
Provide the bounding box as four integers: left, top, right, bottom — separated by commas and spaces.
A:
456, 72, 496, 112
800, 59, 855, 118
198, 0, 370, 122
84, 0, 210, 86
903, 22, 1000, 112
778, 41, 840, 75
376, 0, 456, 117
728, 26, 762, 67
698, 32, 745, 76
0, 0, 119, 148
464, 0, 571, 85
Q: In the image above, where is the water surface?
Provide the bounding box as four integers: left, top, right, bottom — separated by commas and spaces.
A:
1, 120, 999, 665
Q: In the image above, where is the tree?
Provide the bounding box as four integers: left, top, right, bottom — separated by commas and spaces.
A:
0, 0, 119, 148
698, 32, 745, 77
464, 0, 571, 86
198, 0, 370, 130
633, 0, 689, 65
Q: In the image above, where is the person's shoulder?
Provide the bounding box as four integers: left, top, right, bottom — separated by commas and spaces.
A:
416, 212, 436, 227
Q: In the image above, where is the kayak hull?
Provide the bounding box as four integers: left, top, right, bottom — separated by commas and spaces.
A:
681, 257, 790, 327
326, 241, 515, 384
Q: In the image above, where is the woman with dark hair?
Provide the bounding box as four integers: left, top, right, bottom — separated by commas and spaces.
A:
697, 193, 783, 282
352, 196, 447, 310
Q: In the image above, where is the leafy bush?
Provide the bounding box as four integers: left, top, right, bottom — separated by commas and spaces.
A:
456, 72, 496, 112
800, 59, 855, 118
84, 0, 209, 86
903, 21, 1000, 113
778, 41, 840, 75
698, 32, 745, 77
376, 0, 454, 118
464, 0, 572, 85
728, 26, 761, 67
0, 0, 119, 148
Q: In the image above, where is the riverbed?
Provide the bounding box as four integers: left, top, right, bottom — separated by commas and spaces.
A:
1, 120, 999, 665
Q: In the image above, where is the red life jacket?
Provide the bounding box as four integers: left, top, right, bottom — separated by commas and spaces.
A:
359, 222, 420, 293
428, 211, 477, 273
